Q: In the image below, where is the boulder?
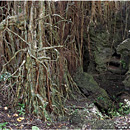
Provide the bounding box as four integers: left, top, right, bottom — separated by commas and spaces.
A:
73, 68, 112, 109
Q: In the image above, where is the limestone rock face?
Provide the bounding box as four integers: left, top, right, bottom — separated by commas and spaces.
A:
73, 68, 112, 109
116, 39, 130, 91
117, 39, 130, 55
94, 47, 114, 72
123, 75, 130, 91
89, 29, 115, 72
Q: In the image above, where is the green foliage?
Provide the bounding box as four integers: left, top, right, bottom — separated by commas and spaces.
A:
32, 126, 40, 130
118, 102, 130, 115
0, 122, 8, 130
108, 101, 130, 117
120, 60, 127, 69
108, 108, 120, 117
97, 96, 105, 101
73, 109, 78, 114
46, 122, 51, 126
46, 117, 51, 122
43, 104, 52, 122
0, 72, 11, 82
17, 103, 25, 116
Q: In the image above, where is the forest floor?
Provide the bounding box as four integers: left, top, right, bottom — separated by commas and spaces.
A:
0, 72, 130, 129
0, 94, 130, 130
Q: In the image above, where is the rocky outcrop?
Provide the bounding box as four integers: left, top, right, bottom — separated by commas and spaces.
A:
123, 75, 130, 91
117, 39, 130, 55
73, 68, 112, 109
107, 54, 128, 74
88, 27, 115, 72
116, 38, 130, 91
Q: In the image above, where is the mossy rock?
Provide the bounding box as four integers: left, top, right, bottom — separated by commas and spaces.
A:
116, 38, 130, 90
123, 75, 130, 91
73, 68, 112, 109
117, 38, 130, 55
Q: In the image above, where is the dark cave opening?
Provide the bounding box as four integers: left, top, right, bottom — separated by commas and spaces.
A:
112, 52, 121, 59
109, 62, 120, 68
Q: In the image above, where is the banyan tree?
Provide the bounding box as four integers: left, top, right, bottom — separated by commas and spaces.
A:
0, 1, 130, 120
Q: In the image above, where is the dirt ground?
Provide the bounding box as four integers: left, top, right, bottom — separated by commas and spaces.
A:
0, 94, 70, 129
0, 72, 130, 129
0, 93, 130, 130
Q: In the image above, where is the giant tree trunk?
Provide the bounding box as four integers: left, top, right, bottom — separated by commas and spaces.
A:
0, 1, 130, 120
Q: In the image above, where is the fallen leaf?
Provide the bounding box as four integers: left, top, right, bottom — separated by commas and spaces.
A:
7, 114, 11, 117
17, 117, 24, 122
13, 113, 18, 117
17, 118, 22, 122
19, 117, 24, 120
